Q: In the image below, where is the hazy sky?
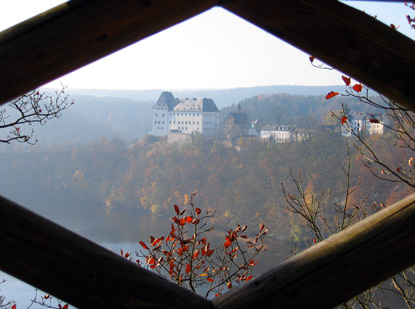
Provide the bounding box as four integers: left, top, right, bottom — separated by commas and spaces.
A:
0, 1, 413, 90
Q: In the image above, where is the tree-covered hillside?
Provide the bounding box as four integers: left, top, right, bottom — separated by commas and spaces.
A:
0, 130, 407, 243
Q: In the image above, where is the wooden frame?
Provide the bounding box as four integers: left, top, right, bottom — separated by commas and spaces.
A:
1, 0, 414, 307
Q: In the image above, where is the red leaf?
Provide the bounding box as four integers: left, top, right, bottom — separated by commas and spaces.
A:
125, 252, 130, 258
174, 204, 180, 215
63, 305, 69, 309
139, 241, 149, 250
195, 208, 201, 215
224, 238, 232, 248
185, 263, 191, 274
185, 216, 193, 223
352, 84, 363, 92
341, 76, 351, 86
325, 91, 339, 100
309, 56, 315, 63
11, 305, 16, 309
369, 118, 380, 124
246, 275, 253, 282
207, 277, 214, 282
341, 116, 348, 124
179, 218, 186, 226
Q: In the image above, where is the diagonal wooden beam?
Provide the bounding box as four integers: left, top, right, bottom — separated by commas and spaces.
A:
0, 196, 213, 308
0, 0, 217, 104
220, 0, 415, 109
213, 193, 415, 308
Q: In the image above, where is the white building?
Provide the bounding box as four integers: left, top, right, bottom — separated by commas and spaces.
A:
260, 124, 291, 143
151, 92, 220, 137
341, 113, 384, 137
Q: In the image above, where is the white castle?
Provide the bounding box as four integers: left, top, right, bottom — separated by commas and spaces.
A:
151, 92, 220, 137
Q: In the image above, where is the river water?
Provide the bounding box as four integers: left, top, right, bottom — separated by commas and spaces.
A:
0, 199, 289, 308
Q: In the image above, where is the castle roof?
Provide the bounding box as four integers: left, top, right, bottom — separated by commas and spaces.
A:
154, 92, 218, 112
153, 91, 180, 110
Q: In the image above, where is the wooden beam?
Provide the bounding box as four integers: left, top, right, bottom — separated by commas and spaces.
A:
0, 0, 217, 104
220, 0, 415, 109
0, 196, 212, 308
213, 193, 415, 308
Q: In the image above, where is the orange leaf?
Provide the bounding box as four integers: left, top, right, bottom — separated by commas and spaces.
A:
186, 263, 191, 274
325, 91, 339, 100
352, 84, 363, 92
185, 216, 193, 223
227, 282, 233, 289
199, 273, 208, 277
341, 76, 351, 86
246, 275, 253, 282
341, 116, 348, 124
224, 238, 232, 248
139, 241, 149, 250
207, 277, 214, 282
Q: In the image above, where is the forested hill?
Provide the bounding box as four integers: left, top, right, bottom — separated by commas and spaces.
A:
0, 132, 407, 242
219, 93, 382, 125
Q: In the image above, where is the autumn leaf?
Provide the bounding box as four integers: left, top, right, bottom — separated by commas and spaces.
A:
227, 282, 233, 289
185, 216, 193, 223
325, 91, 339, 100
11, 305, 16, 309
341, 116, 348, 124
309, 56, 315, 63
174, 204, 180, 215
186, 263, 191, 274
207, 277, 214, 282
369, 118, 380, 124
139, 241, 149, 250
341, 75, 351, 86
224, 237, 232, 248
195, 208, 201, 215
352, 84, 363, 92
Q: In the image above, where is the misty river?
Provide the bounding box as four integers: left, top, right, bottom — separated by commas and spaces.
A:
0, 199, 289, 308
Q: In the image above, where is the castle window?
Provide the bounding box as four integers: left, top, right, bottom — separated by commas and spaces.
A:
178, 121, 180, 124
162, 114, 165, 117
154, 121, 157, 124
162, 121, 164, 124
155, 114, 158, 117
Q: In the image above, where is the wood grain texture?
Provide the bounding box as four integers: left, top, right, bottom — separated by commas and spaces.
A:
0, 196, 212, 308
213, 193, 415, 308
0, 0, 217, 104
220, 0, 415, 109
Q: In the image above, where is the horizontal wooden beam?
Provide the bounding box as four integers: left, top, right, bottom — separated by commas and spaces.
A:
0, 0, 217, 104
220, 0, 415, 110
213, 193, 415, 308
0, 196, 212, 308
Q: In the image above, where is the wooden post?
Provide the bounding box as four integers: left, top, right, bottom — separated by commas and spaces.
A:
0, 196, 212, 308
0, 0, 217, 104
213, 193, 415, 308
220, 0, 415, 110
